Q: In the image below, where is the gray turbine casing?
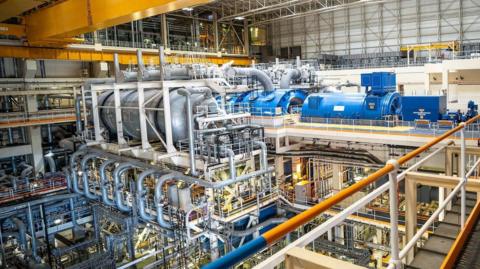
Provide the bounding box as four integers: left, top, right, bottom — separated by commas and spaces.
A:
99, 88, 216, 143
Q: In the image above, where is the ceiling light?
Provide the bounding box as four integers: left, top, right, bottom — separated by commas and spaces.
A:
182, 7, 193, 12
234, 16, 245, 20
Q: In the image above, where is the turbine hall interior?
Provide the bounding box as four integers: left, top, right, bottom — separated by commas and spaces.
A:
2, 1, 480, 269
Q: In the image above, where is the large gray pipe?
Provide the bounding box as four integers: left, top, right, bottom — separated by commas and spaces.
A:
136, 169, 163, 222
177, 88, 197, 176
113, 163, 135, 212
223, 148, 236, 182
44, 153, 56, 173
12, 217, 27, 251
80, 153, 100, 200
279, 69, 302, 89
226, 67, 274, 92
99, 159, 116, 206
70, 150, 86, 194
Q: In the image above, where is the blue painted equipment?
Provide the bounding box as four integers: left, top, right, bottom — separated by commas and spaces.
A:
301, 72, 401, 120
401, 96, 447, 122
234, 89, 307, 116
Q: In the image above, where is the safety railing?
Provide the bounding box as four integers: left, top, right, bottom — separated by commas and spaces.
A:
0, 109, 77, 126
202, 114, 480, 269
251, 114, 480, 139
0, 174, 67, 204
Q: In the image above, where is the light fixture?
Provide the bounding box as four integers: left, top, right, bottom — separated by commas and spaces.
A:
182, 7, 193, 12
234, 16, 245, 20
54, 218, 63, 225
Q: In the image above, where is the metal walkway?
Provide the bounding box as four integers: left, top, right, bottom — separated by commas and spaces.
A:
407, 192, 477, 269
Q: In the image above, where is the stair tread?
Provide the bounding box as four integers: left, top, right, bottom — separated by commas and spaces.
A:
408, 249, 446, 269
435, 222, 460, 239
422, 235, 455, 255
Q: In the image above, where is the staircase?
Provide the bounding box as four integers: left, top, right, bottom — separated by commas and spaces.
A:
406, 192, 477, 269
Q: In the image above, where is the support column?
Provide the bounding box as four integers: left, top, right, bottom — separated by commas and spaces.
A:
332, 164, 343, 192
424, 73, 431, 95
442, 68, 449, 101
26, 95, 44, 174
275, 156, 284, 183
243, 20, 249, 56
445, 148, 453, 210
213, 12, 219, 53
160, 14, 168, 49
405, 177, 417, 264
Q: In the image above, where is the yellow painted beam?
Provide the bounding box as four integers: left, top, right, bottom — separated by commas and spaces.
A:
24, 0, 213, 43
0, 45, 251, 66
0, 23, 26, 38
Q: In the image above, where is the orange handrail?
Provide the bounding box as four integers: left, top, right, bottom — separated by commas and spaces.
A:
440, 200, 480, 269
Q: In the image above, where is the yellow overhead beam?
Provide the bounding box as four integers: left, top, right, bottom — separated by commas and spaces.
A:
24, 0, 214, 43
0, 23, 25, 38
0, 45, 251, 66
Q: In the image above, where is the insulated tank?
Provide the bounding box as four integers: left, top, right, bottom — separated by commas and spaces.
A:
233, 89, 307, 116
300, 91, 402, 120
99, 88, 218, 142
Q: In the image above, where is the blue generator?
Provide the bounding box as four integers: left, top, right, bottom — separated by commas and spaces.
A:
233, 89, 307, 116
301, 72, 402, 120
401, 96, 447, 122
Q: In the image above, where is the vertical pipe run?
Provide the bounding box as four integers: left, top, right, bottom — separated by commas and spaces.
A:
177, 88, 197, 176
387, 159, 400, 269
460, 124, 466, 228
27, 203, 38, 260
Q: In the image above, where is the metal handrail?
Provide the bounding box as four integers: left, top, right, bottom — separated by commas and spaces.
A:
202, 114, 480, 269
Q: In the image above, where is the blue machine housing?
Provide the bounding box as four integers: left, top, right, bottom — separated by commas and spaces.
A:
233, 89, 308, 116
401, 96, 447, 122
301, 72, 402, 120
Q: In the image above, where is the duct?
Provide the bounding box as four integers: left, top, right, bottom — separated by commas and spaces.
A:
136, 169, 164, 222
113, 162, 136, 212
178, 88, 197, 176
99, 159, 116, 206
254, 141, 268, 171
279, 69, 301, 89
12, 217, 27, 251
226, 67, 274, 92
80, 153, 101, 200
230, 217, 287, 237
44, 152, 56, 173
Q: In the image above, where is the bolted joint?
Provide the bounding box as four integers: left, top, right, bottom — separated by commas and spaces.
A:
387, 159, 400, 170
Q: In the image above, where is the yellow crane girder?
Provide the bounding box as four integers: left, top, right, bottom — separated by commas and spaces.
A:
24, 0, 214, 43
0, 45, 251, 66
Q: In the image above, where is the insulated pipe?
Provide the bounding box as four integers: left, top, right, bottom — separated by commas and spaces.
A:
254, 141, 268, 171
63, 168, 72, 191
113, 163, 135, 212
99, 159, 116, 206
19, 164, 33, 178
279, 69, 301, 89
26, 203, 38, 260
80, 153, 100, 200
177, 88, 197, 176
154, 173, 177, 229
44, 153, 56, 173
234, 67, 274, 92
230, 217, 287, 237
12, 217, 27, 251
75, 96, 83, 134
137, 169, 162, 221
70, 150, 86, 194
